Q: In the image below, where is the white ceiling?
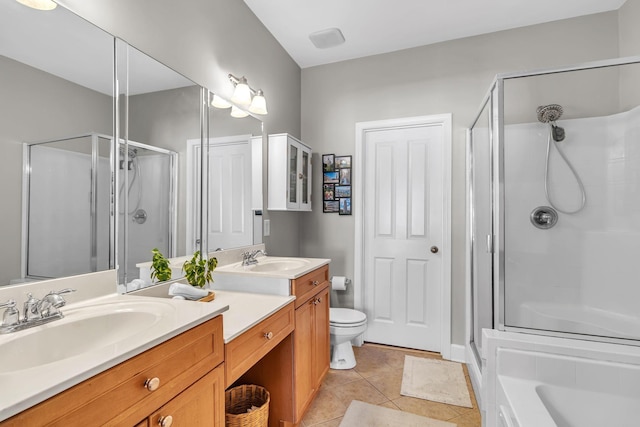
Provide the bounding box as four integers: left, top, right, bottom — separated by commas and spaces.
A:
243, 0, 627, 69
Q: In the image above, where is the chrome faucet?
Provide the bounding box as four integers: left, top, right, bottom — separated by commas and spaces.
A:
1, 288, 76, 334
241, 249, 267, 266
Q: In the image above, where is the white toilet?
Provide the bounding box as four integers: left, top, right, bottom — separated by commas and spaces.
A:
329, 307, 367, 370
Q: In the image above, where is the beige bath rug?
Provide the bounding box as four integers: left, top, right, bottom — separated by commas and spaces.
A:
400, 355, 472, 408
339, 400, 456, 427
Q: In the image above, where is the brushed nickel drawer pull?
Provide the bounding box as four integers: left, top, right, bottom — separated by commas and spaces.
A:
158, 415, 173, 427
312, 280, 319, 286
264, 331, 274, 340
144, 377, 160, 392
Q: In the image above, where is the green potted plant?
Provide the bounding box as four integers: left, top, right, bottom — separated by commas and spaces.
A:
182, 251, 218, 288
150, 248, 172, 283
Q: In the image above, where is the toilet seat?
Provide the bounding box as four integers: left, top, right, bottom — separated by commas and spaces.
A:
330, 308, 366, 327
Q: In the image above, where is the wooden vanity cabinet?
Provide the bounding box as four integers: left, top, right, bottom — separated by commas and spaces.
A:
292, 265, 330, 421
140, 365, 225, 427
237, 264, 330, 427
1, 315, 225, 427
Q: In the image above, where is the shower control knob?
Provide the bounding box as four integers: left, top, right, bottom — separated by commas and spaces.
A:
430, 246, 439, 254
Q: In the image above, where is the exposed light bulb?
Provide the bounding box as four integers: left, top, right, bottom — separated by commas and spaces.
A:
16, 0, 57, 10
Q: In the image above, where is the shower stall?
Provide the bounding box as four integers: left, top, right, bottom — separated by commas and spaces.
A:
23, 133, 177, 288
117, 140, 178, 289
467, 56, 640, 424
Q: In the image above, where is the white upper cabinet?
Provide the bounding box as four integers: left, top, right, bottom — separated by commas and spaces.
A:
268, 133, 312, 211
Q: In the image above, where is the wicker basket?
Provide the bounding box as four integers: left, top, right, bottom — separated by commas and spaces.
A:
225, 384, 270, 427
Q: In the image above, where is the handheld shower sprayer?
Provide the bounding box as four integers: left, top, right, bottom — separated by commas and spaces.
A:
536, 104, 585, 214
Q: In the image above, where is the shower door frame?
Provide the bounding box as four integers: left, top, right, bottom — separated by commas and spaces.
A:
466, 84, 496, 370
487, 55, 640, 347
116, 139, 178, 287
21, 132, 114, 280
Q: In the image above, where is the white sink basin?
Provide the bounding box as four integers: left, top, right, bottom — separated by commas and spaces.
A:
216, 257, 311, 274
0, 300, 175, 373
243, 258, 310, 272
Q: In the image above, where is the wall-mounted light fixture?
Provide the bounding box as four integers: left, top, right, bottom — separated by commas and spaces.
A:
15, 0, 57, 10
213, 73, 268, 117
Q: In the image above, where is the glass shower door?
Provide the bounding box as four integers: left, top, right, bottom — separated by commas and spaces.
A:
469, 90, 496, 362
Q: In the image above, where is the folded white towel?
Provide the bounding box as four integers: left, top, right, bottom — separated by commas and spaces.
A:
128, 279, 146, 291
168, 282, 209, 300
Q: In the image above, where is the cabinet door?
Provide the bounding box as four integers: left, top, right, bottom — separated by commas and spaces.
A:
313, 287, 330, 385
148, 365, 225, 427
299, 146, 312, 211
287, 140, 299, 210
293, 299, 315, 420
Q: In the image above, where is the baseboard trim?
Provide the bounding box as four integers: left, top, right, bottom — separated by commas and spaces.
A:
448, 344, 466, 363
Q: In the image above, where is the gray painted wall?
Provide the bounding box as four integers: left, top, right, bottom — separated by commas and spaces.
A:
299, 11, 622, 346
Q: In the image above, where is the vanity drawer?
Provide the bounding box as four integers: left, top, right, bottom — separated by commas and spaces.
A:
2, 315, 224, 427
225, 302, 294, 387
292, 265, 329, 308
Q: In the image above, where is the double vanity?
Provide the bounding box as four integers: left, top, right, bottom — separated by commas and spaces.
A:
0, 251, 330, 427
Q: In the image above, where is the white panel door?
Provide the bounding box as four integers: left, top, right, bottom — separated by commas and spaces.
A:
363, 124, 443, 351
206, 136, 252, 250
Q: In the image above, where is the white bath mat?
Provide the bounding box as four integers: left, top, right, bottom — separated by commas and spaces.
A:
400, 356, 472, 408
339, 400, 456, 427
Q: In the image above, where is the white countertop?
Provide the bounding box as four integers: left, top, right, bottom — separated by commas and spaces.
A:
214, 290, 295, 342
0, 292, 229, 422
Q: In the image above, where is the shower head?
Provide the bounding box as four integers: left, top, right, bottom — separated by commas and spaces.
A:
537, 104, 563, 123
118, 147, 138, 159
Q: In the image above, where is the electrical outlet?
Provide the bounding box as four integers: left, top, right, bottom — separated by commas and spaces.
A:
264, 219, 270, 236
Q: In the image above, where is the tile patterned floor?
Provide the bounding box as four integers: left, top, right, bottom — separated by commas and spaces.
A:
301, 343, 481, 427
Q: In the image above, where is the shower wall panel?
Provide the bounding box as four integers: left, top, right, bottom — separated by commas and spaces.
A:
503, 107, 640, 340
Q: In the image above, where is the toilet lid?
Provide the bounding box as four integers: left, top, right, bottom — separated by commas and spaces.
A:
330, 308, 366, 324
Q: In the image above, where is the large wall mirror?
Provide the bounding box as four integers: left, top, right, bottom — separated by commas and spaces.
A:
0, 2, 114, 286
115, 39, 200, 290
1, 2, 265, 292
116, 44, 265, 292
203, 96, 264, 255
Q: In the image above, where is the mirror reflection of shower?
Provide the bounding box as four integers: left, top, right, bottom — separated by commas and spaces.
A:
119, 146, 143, 217
116, 141, 178, 291
537, 104, 586, 214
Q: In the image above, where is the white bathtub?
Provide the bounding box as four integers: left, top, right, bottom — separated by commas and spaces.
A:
517, 302, 640, 340
498, 376, 638, 427
482, 330, 640, 427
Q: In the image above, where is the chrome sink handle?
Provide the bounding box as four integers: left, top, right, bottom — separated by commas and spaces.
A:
0, 299, 20, 327
38, 288, 76, 317
241, 250, 267, 266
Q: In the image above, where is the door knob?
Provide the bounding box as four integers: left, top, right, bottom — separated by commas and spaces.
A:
430, 246, 439, 254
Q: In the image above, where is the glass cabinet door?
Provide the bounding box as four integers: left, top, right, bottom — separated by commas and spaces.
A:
301, 150, 309, 205
288, 143, 298, 204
